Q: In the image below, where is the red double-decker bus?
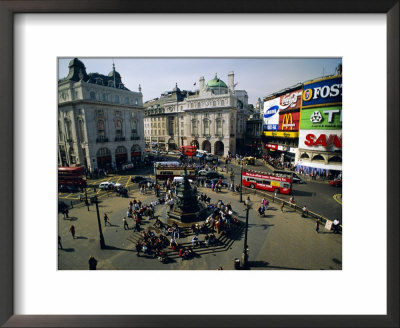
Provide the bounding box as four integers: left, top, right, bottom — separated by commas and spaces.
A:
178, 145, 197, 156
242, 170, 292, 194
58, 166, 87, 187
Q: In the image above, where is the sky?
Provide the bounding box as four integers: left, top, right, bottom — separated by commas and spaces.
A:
58, 58, 342, 105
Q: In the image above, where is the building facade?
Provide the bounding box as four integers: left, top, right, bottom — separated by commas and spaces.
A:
58, 58, 145, 172
262, 66, 342, 176
144, 72, 251, 157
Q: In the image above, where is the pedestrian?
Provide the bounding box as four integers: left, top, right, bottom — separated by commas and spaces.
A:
333, 219, 340, 234
104, 213, 110, 226
123, 217, 129, 230
65, 208, 69, 218
58, 235, 63, 249
280, 201, 284, 213
274, 190, 278, 202
316, 219, 320, 233
88, 256, 97, 270
69, 225, 75, 239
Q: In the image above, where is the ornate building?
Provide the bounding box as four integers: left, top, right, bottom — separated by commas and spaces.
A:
144, 72, 251, 156
58, 58, 145, 172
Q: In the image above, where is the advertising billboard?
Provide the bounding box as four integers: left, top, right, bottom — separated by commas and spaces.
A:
298, 129, 342, 151
263, 97, 280, 131
279, 111, 300, 131
280, 89, 302, 111
300, 106, 342, 130
302, 76, 342, 108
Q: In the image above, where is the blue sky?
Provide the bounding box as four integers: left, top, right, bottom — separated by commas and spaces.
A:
58, 58, 341, 105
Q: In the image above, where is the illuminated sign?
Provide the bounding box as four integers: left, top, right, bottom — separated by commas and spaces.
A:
302, 76, 342, 108
298, 130, 342, 151
280, 90, 302, 110
263, 131, 299, 138
279, 111, 300, 131
263, 97, 280, 131
300, 106, 342, 130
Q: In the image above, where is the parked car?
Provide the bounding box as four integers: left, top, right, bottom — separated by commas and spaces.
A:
197, 169, 210, 176
58, 184, 80, 193
131, 176, 146, 183
329, 178, 342, 187
99, 181, 115, 190
205, 171, 224, 179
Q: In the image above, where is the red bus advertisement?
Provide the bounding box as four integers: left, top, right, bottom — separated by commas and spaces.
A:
242, 170, 292, 194
178, 145, 197, 156
58, 166, 87, 187
154, 162, 196, 181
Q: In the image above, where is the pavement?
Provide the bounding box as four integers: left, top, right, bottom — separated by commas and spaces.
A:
58, 185, 342, 270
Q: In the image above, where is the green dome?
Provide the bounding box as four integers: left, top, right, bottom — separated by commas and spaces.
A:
207, 74, 227, 88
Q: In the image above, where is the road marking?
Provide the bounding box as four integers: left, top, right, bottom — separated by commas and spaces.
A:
333, 194, 342, 205
125, 176, 131, 188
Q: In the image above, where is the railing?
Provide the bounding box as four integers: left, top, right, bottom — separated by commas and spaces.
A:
241, 186, 342, 232
115, 136, 125, 141
96, 137, 109, 143
131, 136, 140, 140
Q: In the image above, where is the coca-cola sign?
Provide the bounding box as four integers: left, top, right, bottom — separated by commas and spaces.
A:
279, 89, 302, 110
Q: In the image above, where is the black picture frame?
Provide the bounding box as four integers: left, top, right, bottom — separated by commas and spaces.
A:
0, 1, 398, 327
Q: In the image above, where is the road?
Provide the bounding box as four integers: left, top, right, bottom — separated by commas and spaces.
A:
59, 155, 342, 223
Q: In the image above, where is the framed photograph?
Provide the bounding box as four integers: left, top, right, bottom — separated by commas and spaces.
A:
0, 1, 398, 327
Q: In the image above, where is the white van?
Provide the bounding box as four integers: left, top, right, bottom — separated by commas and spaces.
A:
173, 177, 194, 184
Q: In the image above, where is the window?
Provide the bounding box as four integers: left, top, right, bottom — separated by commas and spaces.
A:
197, 102, 200, 108
78, 119, 85, 142
135, 99, 138, 105
64, 119, 72, 141
58, 121, 63, 141
102, 93, 107, 101
90, 91, 96, 100
216, 119, 222, 136
213, 101, 216, 106
204, 119, 210, 135
97, 119, 105, 137
115, 95, 120, 104
131, 120, 138, 135
108, 81, 114, 87
115, 119, 123, 138
191, 120, 198, 135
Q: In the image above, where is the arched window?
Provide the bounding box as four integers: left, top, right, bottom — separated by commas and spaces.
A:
328, 156, 342, 163
300, 153, 310, 159
312, 154, 325, 161
197, 102, 201, 108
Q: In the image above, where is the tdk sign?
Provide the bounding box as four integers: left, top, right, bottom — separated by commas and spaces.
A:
264, 105, 279, 118
302, 76, 342, 108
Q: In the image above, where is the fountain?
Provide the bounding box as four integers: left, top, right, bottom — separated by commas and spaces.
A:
168, 168, 209, 223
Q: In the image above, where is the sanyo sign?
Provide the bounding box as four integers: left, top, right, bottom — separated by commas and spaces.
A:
302, 76, 342, 108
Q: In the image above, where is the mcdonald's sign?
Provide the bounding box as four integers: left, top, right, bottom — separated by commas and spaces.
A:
279, 111, 300, 131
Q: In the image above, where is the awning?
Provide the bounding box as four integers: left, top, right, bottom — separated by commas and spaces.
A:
297, 160, 342, 171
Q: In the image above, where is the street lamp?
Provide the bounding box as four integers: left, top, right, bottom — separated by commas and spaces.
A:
84, 187, 89, 211
240, 162, 243, 202
93, 196, 106, 249
241, 199, 251, 268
